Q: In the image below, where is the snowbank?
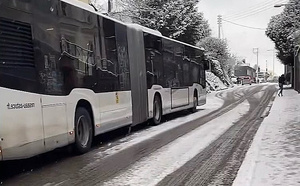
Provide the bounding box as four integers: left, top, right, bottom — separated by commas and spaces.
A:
206, 71, 228, 92
233, 89, 300, 186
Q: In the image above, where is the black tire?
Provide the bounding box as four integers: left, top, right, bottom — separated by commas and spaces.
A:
189, 93, 198, 113
74, 107, 93, 154
152, 95, 162, 125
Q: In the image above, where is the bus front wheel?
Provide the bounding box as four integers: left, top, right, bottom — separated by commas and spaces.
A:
152, 95, 162, 125
74, 107, 93, 154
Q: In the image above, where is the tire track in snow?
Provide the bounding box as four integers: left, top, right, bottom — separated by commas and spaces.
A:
158, 85, 276, 186
102, 100, 251, 186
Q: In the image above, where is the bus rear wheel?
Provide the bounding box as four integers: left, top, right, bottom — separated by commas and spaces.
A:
152, 95, 162, 125
189, 94, 198, 113
74, 107, 93, 154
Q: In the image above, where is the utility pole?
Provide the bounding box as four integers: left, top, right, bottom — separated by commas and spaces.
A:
108, 0, 112, 13
272, 49, 275, 76
267, 49, 275, 77
266, 60, 268, 82
217, 15, 222, 39
253, 48, 259, 83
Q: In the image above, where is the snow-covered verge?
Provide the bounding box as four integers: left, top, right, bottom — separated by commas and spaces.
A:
103, 100, 251, 186
233, 89, 300, 186
206, 71, 228, 92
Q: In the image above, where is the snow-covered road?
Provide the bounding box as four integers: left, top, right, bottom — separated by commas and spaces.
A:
103, 100, 250, 186
1, 84, 277, 186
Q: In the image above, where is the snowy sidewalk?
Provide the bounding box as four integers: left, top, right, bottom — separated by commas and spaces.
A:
233, 88, 300, 186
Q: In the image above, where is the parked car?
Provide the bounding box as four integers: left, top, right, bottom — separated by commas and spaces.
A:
231, 76, 238, 84
242, 76, 252, 85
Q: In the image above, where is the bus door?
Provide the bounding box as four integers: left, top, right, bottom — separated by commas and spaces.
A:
33, 0, 69, 151
41, 96, 68, 151
167, 42, 189, 108
171, 87, 189, 108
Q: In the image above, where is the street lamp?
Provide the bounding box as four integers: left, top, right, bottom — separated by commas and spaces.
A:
253, 48, 259, 83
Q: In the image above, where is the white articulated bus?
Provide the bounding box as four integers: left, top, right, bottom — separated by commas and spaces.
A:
0, 0, 208, 161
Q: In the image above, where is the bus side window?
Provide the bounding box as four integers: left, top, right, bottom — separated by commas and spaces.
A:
182, 60, 190, 86
190, 48, 200, 84
163, 39, 178, 88
174, 44, 184, 87
144, 34, 163, 89
59, 1, 98, 93
184, 46, 192, 86
144, 33, 154, 89
97, 17, 120, 92
115, 22, 130, 91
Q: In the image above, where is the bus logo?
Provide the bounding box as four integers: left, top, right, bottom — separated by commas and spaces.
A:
7, 103, 35, 110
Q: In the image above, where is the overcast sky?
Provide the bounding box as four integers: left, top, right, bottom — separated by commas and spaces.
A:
197, 0, 288, 75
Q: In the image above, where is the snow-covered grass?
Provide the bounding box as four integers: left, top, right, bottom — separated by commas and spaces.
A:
233, 89, 300, 186
103, 100, 251, 186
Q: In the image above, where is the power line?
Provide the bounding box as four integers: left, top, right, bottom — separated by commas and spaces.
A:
229, 6, 275, 21
223, 0, 272, 18
223, 0, 286, 20
223, 0, 285, 18
222, 19, 266, 30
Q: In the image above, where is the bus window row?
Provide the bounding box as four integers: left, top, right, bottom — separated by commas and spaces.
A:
144, 34, 206, 89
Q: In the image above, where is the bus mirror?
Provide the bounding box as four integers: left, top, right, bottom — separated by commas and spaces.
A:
204, 60, 210, 70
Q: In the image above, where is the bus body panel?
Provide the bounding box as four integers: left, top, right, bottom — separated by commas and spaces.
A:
41, 95, 69, 151
0, 88, 45, 160
96, 91, 132, 134
171, 88, 189, 109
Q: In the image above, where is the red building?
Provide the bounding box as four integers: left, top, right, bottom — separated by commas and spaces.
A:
234, 65, 256, 83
